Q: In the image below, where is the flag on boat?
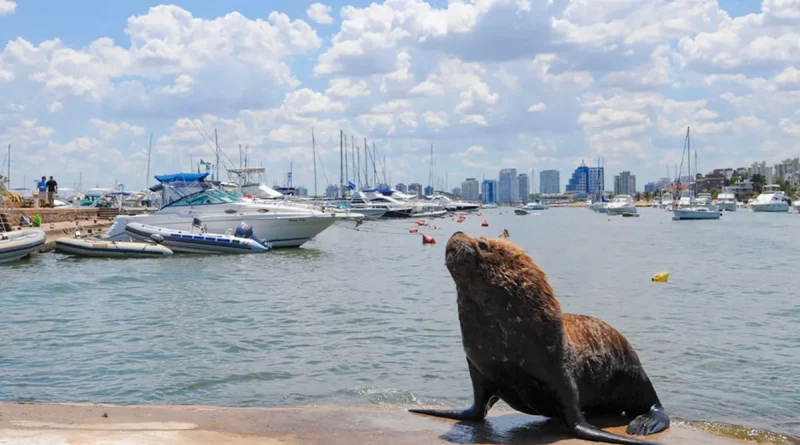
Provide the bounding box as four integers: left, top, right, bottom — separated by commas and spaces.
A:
199, 159, 212, 172
348, 181, 356, 190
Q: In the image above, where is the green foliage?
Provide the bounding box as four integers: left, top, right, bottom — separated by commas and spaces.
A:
710, 188, 720, 200
751, 174, 766, 193
643, 191, 652, 201
634, 192, 642, 201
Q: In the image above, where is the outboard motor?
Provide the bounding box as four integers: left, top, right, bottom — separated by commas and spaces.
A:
234, 222, 272, 250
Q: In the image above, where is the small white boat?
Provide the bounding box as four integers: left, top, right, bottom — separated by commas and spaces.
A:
750, 185, 789, 212
124, 222, 272, 254
606, 195, 637, 215
717, 187, 737, 212
0, 230, 46, 264
523, 202, 549, 210
55, 238, 173, 258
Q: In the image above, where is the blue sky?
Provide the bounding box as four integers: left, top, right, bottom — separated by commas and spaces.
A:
1, 0, 799, 193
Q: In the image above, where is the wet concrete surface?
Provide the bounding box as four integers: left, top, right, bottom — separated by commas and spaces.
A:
0, 402, 781, 445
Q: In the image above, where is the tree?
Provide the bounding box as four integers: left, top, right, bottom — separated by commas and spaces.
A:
643, 191, 652, 201
710, 188, 720, 200
634, 192, 642, 202
751, 174, 766, 193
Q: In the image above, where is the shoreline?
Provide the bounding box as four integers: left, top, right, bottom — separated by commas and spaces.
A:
1, 402, 796, 445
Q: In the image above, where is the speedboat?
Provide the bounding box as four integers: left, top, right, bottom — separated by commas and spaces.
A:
606, 195, 636, 215
102, 173, 347, 248
0, 229, 46, 264
717, 187, 737, 211
514, 208, 529, 215
427, 194, 480, 212
523, 201, 549, 211
350, 189, 414, 218
749, 184, 789, 212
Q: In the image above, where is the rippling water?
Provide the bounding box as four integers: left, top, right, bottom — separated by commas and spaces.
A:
2, 207, 798, 437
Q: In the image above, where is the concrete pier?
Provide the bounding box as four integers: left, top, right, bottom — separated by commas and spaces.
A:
0, 402, 781, 445
1, 208, 116, 252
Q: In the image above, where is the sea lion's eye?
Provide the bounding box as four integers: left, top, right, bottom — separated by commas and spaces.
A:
478, 241, 490, 251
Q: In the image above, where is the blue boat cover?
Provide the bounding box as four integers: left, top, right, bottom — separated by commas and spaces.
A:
154, 172, 209, 183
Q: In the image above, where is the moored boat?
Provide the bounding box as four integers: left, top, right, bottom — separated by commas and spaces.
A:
55, 238, 173, 258
0, 229, 46, 264
750, 185, 789, 212
124, 222, 272, 254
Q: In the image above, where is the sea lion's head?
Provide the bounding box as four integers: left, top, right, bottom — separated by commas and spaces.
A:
445, 232, 556, 306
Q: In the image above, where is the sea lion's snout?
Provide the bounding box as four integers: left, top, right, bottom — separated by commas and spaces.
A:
445, 232, 479, 274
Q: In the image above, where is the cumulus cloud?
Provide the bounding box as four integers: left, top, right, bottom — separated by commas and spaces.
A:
2, 0, 799, 191
307, 3, 334, 24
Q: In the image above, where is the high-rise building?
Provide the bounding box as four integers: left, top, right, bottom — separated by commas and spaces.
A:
461, 178, 480, 201
749, 161, 774, 184
424, 185, 433, 196
539, 170, 560, 194
296, 186, 308, 196
644, 182, 656, 193
566, 160, 603, 196
518, 174, 530, 203
613, 171, 636, 195
498, 168, 519, 203
451, 187, 462, 197
481, 179, 497, 204
408, 183, 423, 197
395, 183, 407, 193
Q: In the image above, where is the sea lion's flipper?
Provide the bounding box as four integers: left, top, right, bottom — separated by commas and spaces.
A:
408, 360, 497, 421
626, 404, 670, 436
560, 378, 664, 445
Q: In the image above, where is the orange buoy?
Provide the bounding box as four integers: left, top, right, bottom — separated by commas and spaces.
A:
422, 234, 436, 244
499, 229, 509, 238
477, 212, 483, 216
481, 220, 489, 227
417, 220, 426, 226
409, 227, 418, 233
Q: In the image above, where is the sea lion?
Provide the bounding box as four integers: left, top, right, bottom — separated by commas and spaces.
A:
410, 232, 670, 445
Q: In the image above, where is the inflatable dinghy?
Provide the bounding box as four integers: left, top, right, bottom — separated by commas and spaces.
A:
124, 222, 272, 254
0, 229, 46, 264
55, 238, 173, 258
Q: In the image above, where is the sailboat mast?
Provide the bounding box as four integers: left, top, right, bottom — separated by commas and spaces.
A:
339, 130, 344, 197
344, 135, 349, 189
6, 143, 9, 191
364, 138, 369, 187
214, 129, 219, 181
372, 143, 378, 186
687, 126, 692, 198
351, 135, 356, 188
383, 154, 387, 186
311, 127, 317, 197
146, 133, 152, 189
356, 138, 361, 186
428, 143, 434, 193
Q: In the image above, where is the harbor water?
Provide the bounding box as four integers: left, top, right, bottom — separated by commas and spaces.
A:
2, 207, 798, 438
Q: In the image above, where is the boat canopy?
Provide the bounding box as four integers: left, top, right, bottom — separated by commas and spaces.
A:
151, 172, 216, 208
155, 172, 209, 183
362, 187, 393, 195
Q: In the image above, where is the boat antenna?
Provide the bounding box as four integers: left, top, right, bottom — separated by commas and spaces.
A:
311, 127, 317, 197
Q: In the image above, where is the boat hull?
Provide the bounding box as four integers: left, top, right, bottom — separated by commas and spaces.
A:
717, 202, 736, 211
672, 209, 722, 220
124, 223, 269, 254
55, 238, 173, 258
0, 230, 46, 264
606, 205, 637, 215
103, 212, 340, 248
750, 203, 789, 212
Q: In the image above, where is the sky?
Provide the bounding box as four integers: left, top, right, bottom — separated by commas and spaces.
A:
1, 0, 799, 194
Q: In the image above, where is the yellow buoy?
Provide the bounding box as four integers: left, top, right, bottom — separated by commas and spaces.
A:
652, 271, 669, 283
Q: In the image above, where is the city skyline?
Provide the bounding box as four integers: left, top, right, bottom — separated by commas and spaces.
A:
1, 1, 798, 194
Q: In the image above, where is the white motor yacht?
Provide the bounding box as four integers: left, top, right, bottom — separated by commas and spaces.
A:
523, 201, 549, 211
102, 173, 349, 248
428, 194, 480, 212
717, 187, 737, 211
749, 184, 789, 212
350, 189, 413, 218
606, 195, 637, 215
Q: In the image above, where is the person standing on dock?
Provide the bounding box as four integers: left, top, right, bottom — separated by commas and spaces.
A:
46, 176, 57, 208
36, 176, 47, 208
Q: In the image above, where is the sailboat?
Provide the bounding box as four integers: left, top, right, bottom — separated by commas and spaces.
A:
672, 127, 721, 221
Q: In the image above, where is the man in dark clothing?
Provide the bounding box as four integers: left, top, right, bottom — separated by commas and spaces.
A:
46, 176, 58, 208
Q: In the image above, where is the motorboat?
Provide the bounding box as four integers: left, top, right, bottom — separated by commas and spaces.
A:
55, 237, 174, 258
0, 229, 45, 264
587, 199, 608, 213
672, 194, 721, 220
606, 195, 637, 215
523, 201, 549, 211
659, 192, 674, 209
717, 187, 737, 212
102, 173, 347, 248
514, 208, 529, 215
749, 184, 789, 212
350, 189, 414, 218
124, 221, 272, 254
481, 203, 498, 209
427, 194, 480, 212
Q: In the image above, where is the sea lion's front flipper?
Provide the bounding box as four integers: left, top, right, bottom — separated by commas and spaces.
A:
626, 404, 670, 436
409, 359, 497, 421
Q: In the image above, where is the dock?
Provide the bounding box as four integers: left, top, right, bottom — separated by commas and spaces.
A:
0, 402, 777, 445
0, 208, 146, 252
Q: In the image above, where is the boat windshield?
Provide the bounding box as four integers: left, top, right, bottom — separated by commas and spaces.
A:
169, 189, 242, 207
